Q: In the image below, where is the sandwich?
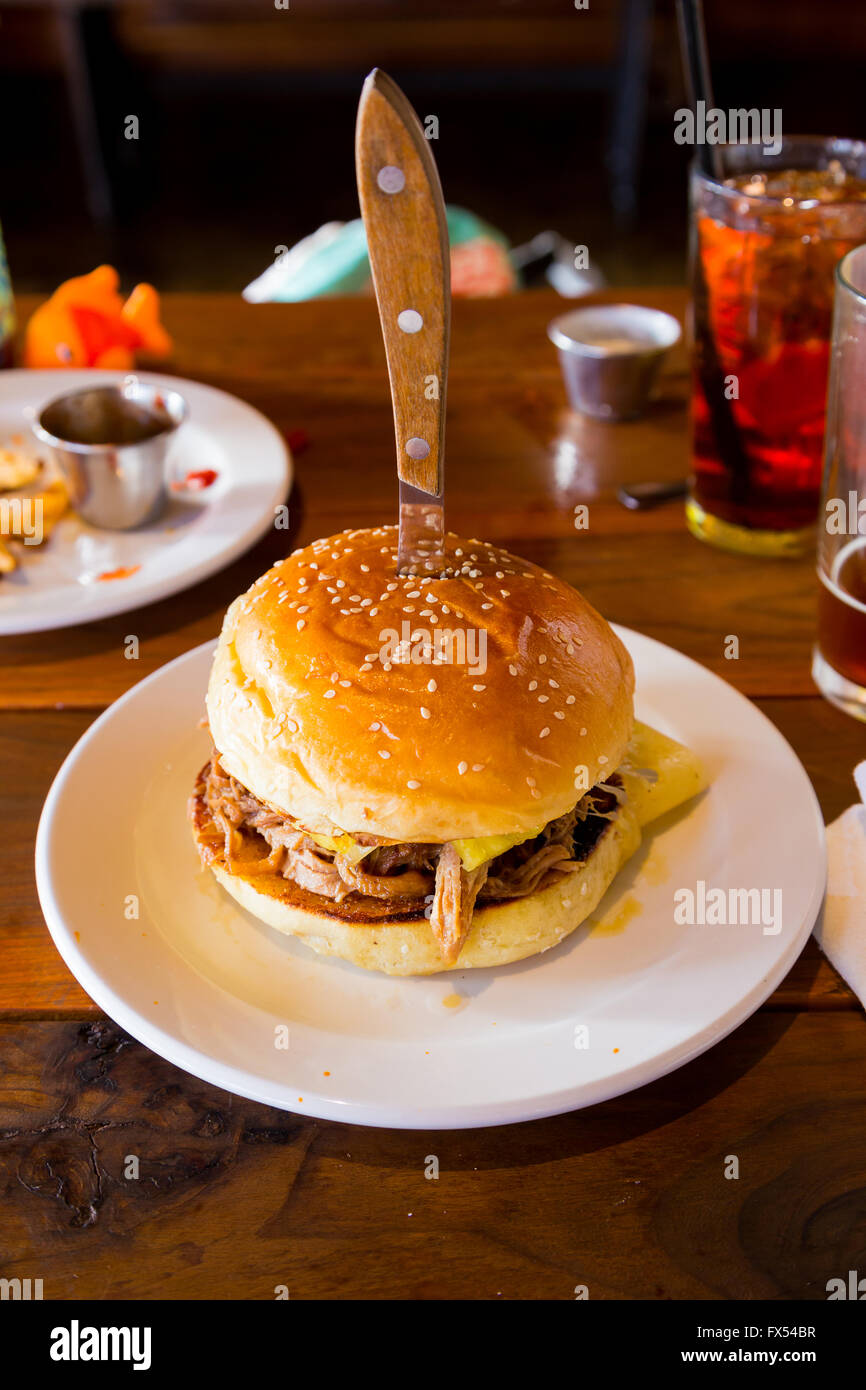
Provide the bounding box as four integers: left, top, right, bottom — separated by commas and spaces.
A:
189, 526, 706, 974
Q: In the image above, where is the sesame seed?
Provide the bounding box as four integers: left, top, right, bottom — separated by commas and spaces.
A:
297, 619, 306, 631
421, 707, 431, 719
458, 761, 468, 775
427, 679, 437, 693
554, 711, 565, 720
566, 695, 576, 705
539, 654, 547, 664
529, 680, 538, 691
369, 721, 380, 731
360, 564, 370, 572
339, 680, 351, 688
549, 679, 559, 688
297, 605, 309, 614
407, 780, 420, 790
500, 590, 510, 598
287, 719, 298, 733
481, 602, 493, 610
379, 749, 391, 759
598, 755, 609, 765
579, 727, 587, 735
508, 665, 517, 676
323, 690, 335, 700
538, 695, 549, 703
360, 663, 372, 672
472, 684, 486, 692
472, 763, 484, 772
540, 727, 550, 738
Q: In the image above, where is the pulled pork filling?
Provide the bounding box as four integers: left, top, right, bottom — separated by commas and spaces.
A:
194, 751, 622, 963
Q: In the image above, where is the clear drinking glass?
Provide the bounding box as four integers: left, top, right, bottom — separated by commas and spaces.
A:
688, 136, 866, 557
813, 243, 866, 720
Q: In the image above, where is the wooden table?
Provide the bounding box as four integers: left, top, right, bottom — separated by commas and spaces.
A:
2, 289, 864, 1300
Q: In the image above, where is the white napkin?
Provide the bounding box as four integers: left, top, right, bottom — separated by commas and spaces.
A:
814, 761, 866, 1001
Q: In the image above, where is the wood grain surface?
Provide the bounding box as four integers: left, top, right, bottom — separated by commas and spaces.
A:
1, 290, 863, 1300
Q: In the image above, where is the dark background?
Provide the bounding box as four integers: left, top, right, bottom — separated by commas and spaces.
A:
2, 0, 866, 295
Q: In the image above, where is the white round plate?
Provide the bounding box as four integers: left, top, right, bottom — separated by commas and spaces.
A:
0, 369, 290, 634
36, 629, 826, 1130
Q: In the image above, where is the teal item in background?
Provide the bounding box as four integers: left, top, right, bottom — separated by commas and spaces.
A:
243, 205, 511, 303
0, 223, 14, 366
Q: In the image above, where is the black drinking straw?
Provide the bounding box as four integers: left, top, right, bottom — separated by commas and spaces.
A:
676, 0, 724, 181
676, 0, 752, 505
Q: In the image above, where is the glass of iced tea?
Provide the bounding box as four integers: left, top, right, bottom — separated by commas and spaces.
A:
688, 136, 866, 556
813, 243, 866, 720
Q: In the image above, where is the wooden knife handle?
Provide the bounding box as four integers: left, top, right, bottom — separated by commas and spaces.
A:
355, 68, 450, 496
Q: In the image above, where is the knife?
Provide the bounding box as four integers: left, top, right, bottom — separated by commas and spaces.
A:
355, 68, 450, 575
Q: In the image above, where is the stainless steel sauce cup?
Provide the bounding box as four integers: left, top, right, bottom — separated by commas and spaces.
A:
547, 304, 681, 421
32, 378, 187, 529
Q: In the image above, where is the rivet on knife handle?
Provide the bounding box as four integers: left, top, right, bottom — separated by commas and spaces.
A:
355, 68, 450, 498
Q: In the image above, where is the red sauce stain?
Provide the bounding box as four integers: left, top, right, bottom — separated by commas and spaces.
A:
97, 565, 141, 582
172, 468, 218, 492
286, 428, 309, 454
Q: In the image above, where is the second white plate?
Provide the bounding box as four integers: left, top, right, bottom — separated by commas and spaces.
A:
0, 369, 290, 634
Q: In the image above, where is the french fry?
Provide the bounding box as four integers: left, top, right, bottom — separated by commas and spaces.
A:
0, 448, 39, 492
0, 481, 68, 543
36, 481, 69, 538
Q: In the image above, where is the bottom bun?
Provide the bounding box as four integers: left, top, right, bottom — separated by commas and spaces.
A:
199, 806, 642, 976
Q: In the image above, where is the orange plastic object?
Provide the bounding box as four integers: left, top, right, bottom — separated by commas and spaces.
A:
23, 266, 172, 369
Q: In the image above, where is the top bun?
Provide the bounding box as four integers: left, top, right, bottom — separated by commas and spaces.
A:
206, 527, 634, 843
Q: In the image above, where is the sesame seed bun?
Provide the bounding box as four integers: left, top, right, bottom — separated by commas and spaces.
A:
189, 784, 642, 976
205, 527, 635, 843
